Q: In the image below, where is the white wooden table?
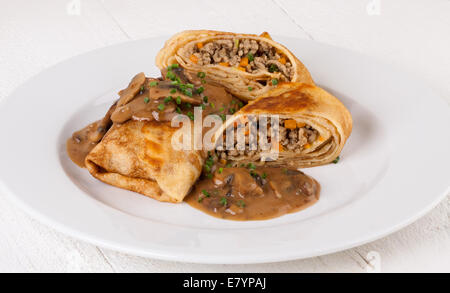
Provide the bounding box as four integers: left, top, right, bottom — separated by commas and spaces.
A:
0, 0, 448, 272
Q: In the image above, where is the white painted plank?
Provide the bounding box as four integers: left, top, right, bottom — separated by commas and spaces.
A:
274, 0, 450, 100
100, 0, 311, 40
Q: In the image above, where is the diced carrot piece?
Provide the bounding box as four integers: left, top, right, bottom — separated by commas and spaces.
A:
297, 122, 306, 128
220, 159, 227, 165
278, 57, 286, 65
219, 62, 229, 67
278, 143, 284, 151
196, 42, 203, 49
318, 136, 325, 142
304, 143, 311, 149
190, 54, 198, 63
260, 32, 272, 40
284, 119, 297, 129
236, 66, 246, 72
240, 57, 249, 67
244, 128, 249, 135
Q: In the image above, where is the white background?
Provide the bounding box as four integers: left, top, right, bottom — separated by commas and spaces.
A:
0, 0, 449, 272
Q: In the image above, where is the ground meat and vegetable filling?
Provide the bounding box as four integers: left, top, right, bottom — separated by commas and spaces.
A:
188, 38, 294, 82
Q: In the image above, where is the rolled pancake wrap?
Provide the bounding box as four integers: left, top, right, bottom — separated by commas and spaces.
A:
214, 83, 352, 168
155, 30, 314, 101
85, 120, 204, 203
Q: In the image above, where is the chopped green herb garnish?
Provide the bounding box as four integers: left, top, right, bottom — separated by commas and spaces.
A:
219, 107, 224, 112
332, 156, 340, 164
247, 53, 254, 62
268, 64, 279, 73
203, 96, 208, 103
149, 81, 159, 87
164, 96, 172, 103
231, 100, 236, 105
205, 156, 214, 167
186, 103, 192, 109
247, 163, 256, 170
196, 86, 204, 94
176, 107, 181, 114
206, 173, 213, 179
237, 200, 246, 208
168, 64, 179, 70
157, 103, 165, 111
198, 196, 204, 203
186, 83, 194, 89
143, 97, 150, 104
218, 167, 223, 174
240, 163, 245, 167
201, 79, 207, 84
234, 39, 240, 49
210, 102, 215, 109
166, 71, 176, 81
176, 96, 181, 104
248, 86, 253, 91
229, 108, 235, 114
262, 172, 267, 179
200, 104, 206, 110
140, 85, 145, 92
170, 88, 177, 94
187, 111, 194, 120
204, 165, 211, 172
184, 89, 193, 97
226, 163, 232, 168
220, 197, 228, 206
238, 101, 244, 108
171, 80, 180, 86
197, 72, 206, 79
202, 190, 210, 197
272, 78, 278, 85
219, 114, 226, 121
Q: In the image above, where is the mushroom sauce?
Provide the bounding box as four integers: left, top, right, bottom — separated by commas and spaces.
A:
67, 66, 241, 168
67, 65, 320, 221
185, 165, 320, 221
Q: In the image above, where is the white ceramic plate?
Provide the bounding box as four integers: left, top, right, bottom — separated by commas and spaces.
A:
0, 36, 448, 264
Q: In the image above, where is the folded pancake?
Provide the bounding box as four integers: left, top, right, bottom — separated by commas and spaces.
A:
155, 30, 314, 101
85, 120, 204, 203
213, 83, 352, 168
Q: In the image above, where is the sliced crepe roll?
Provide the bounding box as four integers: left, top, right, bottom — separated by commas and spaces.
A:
213, 83, 353, 168
155, 30, 314, 101
85, 120, 204, 203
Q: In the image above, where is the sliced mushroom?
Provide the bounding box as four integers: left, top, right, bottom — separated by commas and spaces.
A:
117, 72, 146, 107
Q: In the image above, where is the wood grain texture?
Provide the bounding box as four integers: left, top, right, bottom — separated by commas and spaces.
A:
0, 0, 448, 272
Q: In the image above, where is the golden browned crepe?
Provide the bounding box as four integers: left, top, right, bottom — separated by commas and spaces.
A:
155, 30, 314, 101
85, 120, 204, 203
213, 83, 352, 168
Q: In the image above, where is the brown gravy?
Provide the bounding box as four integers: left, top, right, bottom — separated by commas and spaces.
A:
185, 165, 320, 221
66, 102, 115, 167
67, 69, 242, 168
66, 121, 102, 167
67, 67, 321, 221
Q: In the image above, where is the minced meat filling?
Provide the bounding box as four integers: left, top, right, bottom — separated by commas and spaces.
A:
215, 118, 320, 161
189, 39, 294, 80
